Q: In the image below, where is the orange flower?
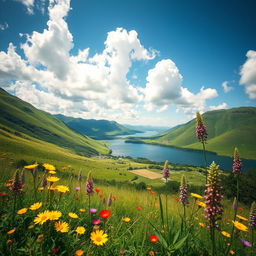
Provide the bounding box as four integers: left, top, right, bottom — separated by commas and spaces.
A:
149, 235, 158, 243
7, 229, 15, 235
75, 250, 84, 256
136, 206, 142, 210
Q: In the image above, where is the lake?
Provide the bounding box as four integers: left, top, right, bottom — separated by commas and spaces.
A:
105, 131, 256, 171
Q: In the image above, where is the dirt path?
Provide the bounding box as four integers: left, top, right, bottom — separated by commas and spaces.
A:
129, 169, 162, 179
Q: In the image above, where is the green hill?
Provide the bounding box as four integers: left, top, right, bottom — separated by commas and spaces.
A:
130, 107, 256, 159
0, 88, 109, 156
54, 114, 140, 139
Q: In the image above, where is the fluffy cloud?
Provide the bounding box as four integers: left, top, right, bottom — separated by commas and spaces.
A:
240, 50, 256, 99
15, 0, 35, 14
209, 103, 227, 111
222, 81, 233, 93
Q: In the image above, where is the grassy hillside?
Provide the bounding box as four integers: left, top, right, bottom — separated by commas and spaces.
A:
0, 88, 109, 156
129, 107, 256, 159
55, 114, 140, 139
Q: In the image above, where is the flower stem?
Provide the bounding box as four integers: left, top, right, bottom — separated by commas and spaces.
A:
202, 141, 208, 183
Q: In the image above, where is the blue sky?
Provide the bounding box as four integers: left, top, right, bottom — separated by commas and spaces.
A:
0, 0, 255, 127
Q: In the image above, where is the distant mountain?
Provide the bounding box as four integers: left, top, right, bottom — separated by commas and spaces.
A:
128, 107, 256, 159
123, 124, 170, 133
0, 88, 109, 156
54, 114, 140, 139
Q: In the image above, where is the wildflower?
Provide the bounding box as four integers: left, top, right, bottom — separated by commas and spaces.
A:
56, 185, 69, 193
90, 230, 108, 246
48, 185, 57, 190
17, 208, 27, 215
43, 163, 56, 171
0, 192, 8, 197
191, 193, 203, 199
55, 221, 69, 233
75, 250, 84, 256
69, 212, 79, 219
7, 229, 15, 235
6, 239, 13, 245
29, 202, 42, 211
240, 239, 252, 247
221, 231, 231, 238
36, 234, 44, 243
232, 221, 248, 231
175, 198, 181, 202
146, 186, 152, 190
249, 201, 256, 230
92, 218, 101, 225
196, 112, 208, 143
232, 148, 242, 176
90, 208, 97, 214
162, 160, 170, 181
98, 194, 103, 198
28, 225, 34, 229
150, 191, 157, 195
136, 206, 142, 210
34, 210, 50, 225
38, 187, 44, 191
46, 176, 60, 183
80, 209, 86, 213
236, 215, 248, 221
107, 193, 113, 207
24, 164, 38, 170
48, 211, 62, 221
95, 188, 100, 193
229, 250, 235, 255
99, 210, 111, 219
52, 248, 59, 255
120, 249, 126, 254
10, 169, 23, 194
150, 235, 158, 243
123, 217, 131, 223
199, 222, 205, 227
49, 171, 56, 175
86, 171, 94, 195
75, 186, 80, 191
149, 251, 155, 256
179, 175, 188, 206
75, 226, 86, 235
204, 162, 223, 229
196, 201, 206, 208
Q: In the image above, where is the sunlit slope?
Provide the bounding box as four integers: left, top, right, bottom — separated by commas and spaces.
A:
142, 107, 256, 159
0, 88, 109, 156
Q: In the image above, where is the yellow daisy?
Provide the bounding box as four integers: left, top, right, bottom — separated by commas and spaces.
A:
43, 163, 56, 171
49, 171, 56, 175
122, 217, 131, 223
196, 201, 206, 208
55, 221, 69, 233
29, 202, 42, 211
232, 221, 248, 232
7, 229, 15, 235
47, 176, 60, 183
75, 250, 84, 256
17, 208, 27, 215
69, 212, 79, 219
75, 226, 86, 235
236, 215, 248, 221
24, 164, 38, 170
56, 185, 69, 193
34, 210, 50, 225
48, 211, 62, 221
221, 231, 231, 238
191, 193, 203, 199
90, 230, 108, 246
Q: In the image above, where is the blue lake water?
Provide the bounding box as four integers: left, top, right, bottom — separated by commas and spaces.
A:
106, 132, 256, 171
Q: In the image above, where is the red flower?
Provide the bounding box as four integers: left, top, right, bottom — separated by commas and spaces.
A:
175, 198, 181, 202
95, 188, 100, 193
150, 235, 158, 243
99, 209, 111, 219
150, 191, 157, 195
136, 206, 142, 210
98, 194, 103, 198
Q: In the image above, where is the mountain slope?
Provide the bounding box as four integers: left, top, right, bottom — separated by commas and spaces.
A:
132, 107, 256, 159
54, 114, 140, 139
0, 88, 109, 156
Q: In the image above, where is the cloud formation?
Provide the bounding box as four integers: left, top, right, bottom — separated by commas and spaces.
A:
15, 0, 35, 14
240, 50, 256, 99
0, 22, 9, 31
222, 81, 233, 93
0, 0, 221, 124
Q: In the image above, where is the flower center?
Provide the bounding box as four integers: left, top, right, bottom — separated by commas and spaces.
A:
96, 236, 102, 242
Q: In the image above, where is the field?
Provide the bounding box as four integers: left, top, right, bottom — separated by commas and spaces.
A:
129, 169, 163, 179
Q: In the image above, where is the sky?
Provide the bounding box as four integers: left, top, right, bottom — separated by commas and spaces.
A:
0, 0, 256, 127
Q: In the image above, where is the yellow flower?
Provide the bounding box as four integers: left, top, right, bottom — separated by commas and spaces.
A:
30, 202, 42, 211
47, 176, 60, 183
48, 185, 57, 191
122, 217, 131, 223
79, 209, 86, 212
34, 210, 50, 225
191, 193, 203, 199
24, 164, 38, 170
75, 226, 86, 235
38, 187, 44, 191
48, 211, 62, 221
49, 171, 56, 174
146, 186, 152, 190
199, 222, 205, 227
232, 221, 248, 232
69, 212, 79, 219
229, 250, 235, 255
28, 225, 34, 229
236, 215, 248, 221
90, 230, 108, 246
7, 229, 15, 235
55, 221, 69, 233
221, 231, 231, 238
196, 201, 206, 208
43, 163, 56, 171
56, 185, 69, 193
75, 250, 84, 256
17, 208, 27, 215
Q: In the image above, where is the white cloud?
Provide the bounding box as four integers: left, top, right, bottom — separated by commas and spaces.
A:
222, 81, 233, 93
0, 22, 9, 31
15, 0, 35, 14
240, 50, 256, 99
209, 102, 228, 111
